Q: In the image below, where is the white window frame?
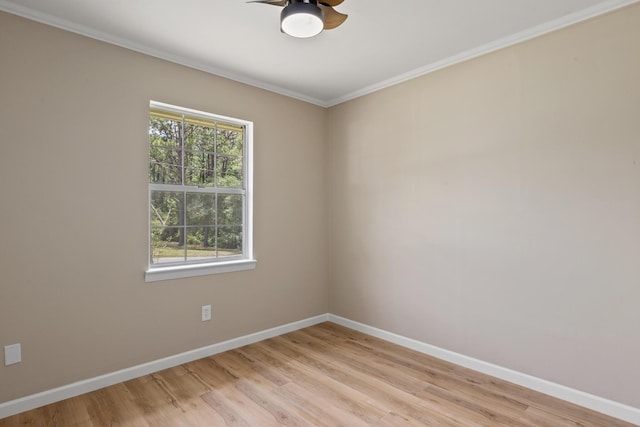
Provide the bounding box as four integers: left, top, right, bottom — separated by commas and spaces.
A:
145, 101, 255, 282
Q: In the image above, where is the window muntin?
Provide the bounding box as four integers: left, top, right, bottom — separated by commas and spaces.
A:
148, 101, 252, 271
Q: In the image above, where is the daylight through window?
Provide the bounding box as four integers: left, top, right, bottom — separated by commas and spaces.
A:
147, 101, 253, 279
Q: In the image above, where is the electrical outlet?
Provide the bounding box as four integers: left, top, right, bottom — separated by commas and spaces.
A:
4, 344, 21, 366
201, 305, 212, 321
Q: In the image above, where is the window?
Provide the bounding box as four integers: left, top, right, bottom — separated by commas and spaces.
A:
145, 101, 255, 282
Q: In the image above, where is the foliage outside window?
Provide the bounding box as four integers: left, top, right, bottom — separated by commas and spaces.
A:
146, 101, 254, 280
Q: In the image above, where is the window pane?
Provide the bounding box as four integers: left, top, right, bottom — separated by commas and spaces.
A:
217, 126, 243, 157
151, 226, 185, 264
186, 227, 217, 261
150, 117, 183, 184
150, 191, 184, 227
186, 193, 216, 226
184, 121, 215, 186
217, 194, 243, 225
217, 226, 242, 258
184, 164, 215, 186
149, 148, 181, 184
149, 117, 182, 147
184, 121, 215, 153
217, 155, 243, 188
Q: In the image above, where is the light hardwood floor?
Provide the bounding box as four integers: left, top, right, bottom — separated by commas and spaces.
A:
0, 322, 634, 426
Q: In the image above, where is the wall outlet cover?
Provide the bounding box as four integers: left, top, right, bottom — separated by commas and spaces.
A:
4, 344, 22, 366
202, 305, 212, 321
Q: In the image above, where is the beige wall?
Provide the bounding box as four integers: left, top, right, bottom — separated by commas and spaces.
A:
328, 4, 640, 408
0, 12, 328, 403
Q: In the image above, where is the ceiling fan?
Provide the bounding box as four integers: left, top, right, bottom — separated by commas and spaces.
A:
249, 0, 348, 39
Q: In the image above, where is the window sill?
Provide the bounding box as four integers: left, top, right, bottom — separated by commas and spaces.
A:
145, 259, 257, 282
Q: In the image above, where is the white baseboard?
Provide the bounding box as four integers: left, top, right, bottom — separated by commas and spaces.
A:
327, 314, 640, 426
0, 314, 329, 419
2, 313, 639, 426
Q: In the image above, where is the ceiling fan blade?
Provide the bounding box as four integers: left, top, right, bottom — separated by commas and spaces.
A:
319, 4, 348, 30
319, 0, 344, 6
247, 0, 287, 6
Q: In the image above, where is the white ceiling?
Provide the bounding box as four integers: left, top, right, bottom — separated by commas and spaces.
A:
1, 0, 637, 106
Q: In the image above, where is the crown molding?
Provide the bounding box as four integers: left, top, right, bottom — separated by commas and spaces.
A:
1, 0, 638, 109
325, 0, 640, 107
0, 0, 327, 107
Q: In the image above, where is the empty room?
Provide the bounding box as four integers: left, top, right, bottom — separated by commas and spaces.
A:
1, 0, 639, 425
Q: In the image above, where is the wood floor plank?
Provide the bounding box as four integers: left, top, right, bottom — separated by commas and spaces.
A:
292, 328, 527, 426
288, 329, 428, 394
199, 389, 253, 427
265, 335, 478, 426
238, 342, 388, 425
151, 367, 228, 426
211, 352, 312, 426
302, 328, 527, 427
0, 322, 635, 427
199, 374, 280, 426
122, 375, 191, 427
79, 385, 147, 427
372, 411, 434, 427
275, 381, 378, 427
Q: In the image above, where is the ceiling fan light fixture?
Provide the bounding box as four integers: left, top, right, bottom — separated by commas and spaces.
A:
281, 0, 324, 38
